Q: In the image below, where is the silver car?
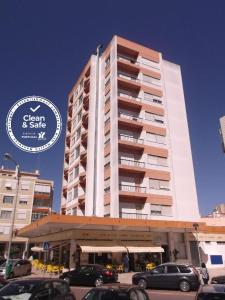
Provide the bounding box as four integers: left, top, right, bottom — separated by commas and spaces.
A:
0, 259, 32, 278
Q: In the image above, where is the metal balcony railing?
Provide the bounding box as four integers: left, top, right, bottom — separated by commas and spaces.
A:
119, 158, 145, 168
118, 134, 144, 145
118, 111, 142, 122
117, 55, 139, 65
119, 212, 148, 220
119, 184, 146, 193
118, 92, 142, 102
118, 72, 139, 83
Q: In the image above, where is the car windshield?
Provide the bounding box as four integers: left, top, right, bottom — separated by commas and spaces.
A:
0, 282, 38, 300
198, 293, 225, 300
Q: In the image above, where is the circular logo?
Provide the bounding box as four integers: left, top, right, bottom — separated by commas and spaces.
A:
6, 96, 62, 153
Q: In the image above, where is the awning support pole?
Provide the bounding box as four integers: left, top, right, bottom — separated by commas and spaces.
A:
160, 252, 162, 264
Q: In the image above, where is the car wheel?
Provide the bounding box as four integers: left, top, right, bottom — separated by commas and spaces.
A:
64, 277, 71, 285
94, 278, 103, 287
179, 280, 191, 292
138, 279, 147, 289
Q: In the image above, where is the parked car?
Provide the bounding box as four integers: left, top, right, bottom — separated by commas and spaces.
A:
0, 278, 8, 290
0, 259, 32, 279
132, 263, 200, 292
0, 278, 75, 300
82, 285, 149, 300
60, 264, 118, 287
211, 275, 225, 284
195, 284, 225, 299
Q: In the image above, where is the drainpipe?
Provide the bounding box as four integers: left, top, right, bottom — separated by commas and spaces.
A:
93, 44, 103, 216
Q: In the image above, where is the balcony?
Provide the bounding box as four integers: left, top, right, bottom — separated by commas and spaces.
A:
117, 54, 139, 66
118, 72, 139, 83
118, 134, 145, 151
119, 184, 146, 193
119, 212, 148, 220
118, 111, 143, 129
83, 94, 89, 110
118, 91, 142, 103
119, 158, 146, 175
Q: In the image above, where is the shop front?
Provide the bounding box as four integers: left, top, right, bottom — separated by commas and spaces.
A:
18, 214, 212, 269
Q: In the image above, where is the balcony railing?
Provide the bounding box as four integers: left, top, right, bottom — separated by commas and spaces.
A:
118, 134, 144, 145
119, 184, 146, 193
118, 72, 139, 83
119, 212, 148, 220
119, 158, 145, 168
118, 111, 142, 122
118, 92, 142, 102
117, 55, 139, 65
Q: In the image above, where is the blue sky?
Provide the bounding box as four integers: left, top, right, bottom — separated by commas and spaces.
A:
1, 0, 225, 215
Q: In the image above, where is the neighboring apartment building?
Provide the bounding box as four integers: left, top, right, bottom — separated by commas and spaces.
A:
0, 168, 53, 258
61, 35, 199, 221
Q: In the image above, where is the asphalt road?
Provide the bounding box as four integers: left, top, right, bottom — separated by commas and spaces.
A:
71, 286, 197, 300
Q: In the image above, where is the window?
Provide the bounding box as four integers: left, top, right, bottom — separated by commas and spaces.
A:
178, 266, 191, 273
149, 179, 170, 190
152, 266, 165, 274
104, 110, 110, 125
34, 184, 51, 194
5, 182, 13, 190
104, 131, 110, 145
217, 241, 225, 244
52, 281, 69, 297
67, 191, 73, 202
151, 205, 172, 216
17, 212, 26, 220
0, 210, 12, 219
145, 112, 164, 124
3, 196, 13, 204
105, 56, 110, 68
143, 74, 161, 86
104, 154, 110, 166
19, 198, 28, 205
73, 186, 78, 199
75, 146, 80, 159
144, 92, 162, 105
146, 132, 166, 144
148, 155, 167, 167
166, 265, 179, 273
74, 166, 79, 178
68, 171, 74, 182
21, 182, 30, 190
205, 241, 211, 244
104, 178, 110, 193
75, 127, 81, 142
141, 57, 160, 70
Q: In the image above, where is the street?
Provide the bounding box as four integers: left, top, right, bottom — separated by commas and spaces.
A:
71, 286, 197, 300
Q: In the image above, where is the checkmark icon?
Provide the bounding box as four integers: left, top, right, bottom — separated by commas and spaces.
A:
30, 105, 40, 112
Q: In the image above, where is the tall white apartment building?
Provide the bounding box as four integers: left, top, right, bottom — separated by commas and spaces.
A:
61, 36, 199, 221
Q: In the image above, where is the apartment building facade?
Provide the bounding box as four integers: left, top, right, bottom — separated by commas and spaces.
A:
0, 168, 53, 258
61, 36, 199, 222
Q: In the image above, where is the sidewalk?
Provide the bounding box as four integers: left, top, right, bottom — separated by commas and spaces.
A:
29, 267, 225, 284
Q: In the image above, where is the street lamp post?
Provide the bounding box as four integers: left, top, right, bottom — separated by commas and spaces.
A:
193, 223, 201, 267
3, 153, 20, 278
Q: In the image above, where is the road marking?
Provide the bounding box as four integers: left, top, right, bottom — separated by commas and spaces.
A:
30, 105, 40, 112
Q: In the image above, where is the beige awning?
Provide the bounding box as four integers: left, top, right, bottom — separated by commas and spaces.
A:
122, 242, 164, 253
78, 240, 127, 253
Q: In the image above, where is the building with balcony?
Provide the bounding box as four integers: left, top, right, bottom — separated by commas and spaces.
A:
0, 168, 53, 258
61, 35, 199, 222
